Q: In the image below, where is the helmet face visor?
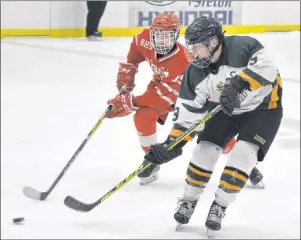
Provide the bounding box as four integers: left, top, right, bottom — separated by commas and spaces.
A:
185, 36, 219, 68
150, 29, 178, 55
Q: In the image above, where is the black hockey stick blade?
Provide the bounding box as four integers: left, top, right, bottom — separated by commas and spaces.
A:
23, 186, 49, 200
64, 196, 95, 212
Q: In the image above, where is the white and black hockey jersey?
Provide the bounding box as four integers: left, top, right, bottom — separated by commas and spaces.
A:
171, 35, 283, 136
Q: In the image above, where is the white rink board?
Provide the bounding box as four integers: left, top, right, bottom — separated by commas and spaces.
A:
0, 1, 300, 29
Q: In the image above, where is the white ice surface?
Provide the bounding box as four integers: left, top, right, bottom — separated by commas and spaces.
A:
1, 32, 300, 239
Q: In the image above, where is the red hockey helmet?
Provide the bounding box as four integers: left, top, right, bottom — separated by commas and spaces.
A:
150, 13, 181, 55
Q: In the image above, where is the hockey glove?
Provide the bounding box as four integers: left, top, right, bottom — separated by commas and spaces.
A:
144, 136, 187, 165
116, 62, 138, 92
106, 92, 139, 118
219, 75, 249, 116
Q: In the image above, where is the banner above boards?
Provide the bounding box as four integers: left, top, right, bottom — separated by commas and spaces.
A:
129, 1, 242, 27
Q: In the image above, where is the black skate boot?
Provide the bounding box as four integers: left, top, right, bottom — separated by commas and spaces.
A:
174, 197, 198, 230
205, 201, 226, 237
137, 160, 160, 185
249, 167, 265, 188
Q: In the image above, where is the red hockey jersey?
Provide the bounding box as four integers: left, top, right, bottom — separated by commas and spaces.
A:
126, 28, 190, 108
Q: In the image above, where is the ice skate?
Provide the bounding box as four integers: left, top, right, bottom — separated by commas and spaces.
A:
86, 31, 102, 41
249, 167, 265, 189
137, 160, 160, 185
174, 197, 198, 230
205, 201, 226, 238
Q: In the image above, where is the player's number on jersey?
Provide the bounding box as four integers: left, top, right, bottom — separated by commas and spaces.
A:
250, 56, 258, 66
172, 107, 179, 121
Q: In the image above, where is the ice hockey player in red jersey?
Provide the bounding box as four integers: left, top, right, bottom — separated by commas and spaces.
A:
106, 13, 237, 186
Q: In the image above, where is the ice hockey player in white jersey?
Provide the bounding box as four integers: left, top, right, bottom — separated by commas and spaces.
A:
143, 16, 283, 236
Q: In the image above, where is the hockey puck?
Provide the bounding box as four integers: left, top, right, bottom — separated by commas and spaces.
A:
12, 217, 25, 224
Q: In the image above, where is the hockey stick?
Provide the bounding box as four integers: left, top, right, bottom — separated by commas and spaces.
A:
23, 85, 127, 201
64, 105, 222, 212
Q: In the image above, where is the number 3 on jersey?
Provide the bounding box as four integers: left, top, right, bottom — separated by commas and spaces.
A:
172, 107, 179, 121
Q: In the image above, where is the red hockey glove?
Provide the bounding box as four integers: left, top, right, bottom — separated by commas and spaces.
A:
106, 92, 139, 118
116, 62, 138, 92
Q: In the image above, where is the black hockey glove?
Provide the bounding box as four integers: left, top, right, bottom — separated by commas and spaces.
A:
144, 135, 187, 165
219, 75, 249, 116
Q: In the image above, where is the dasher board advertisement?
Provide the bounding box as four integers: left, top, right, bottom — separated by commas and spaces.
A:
129, 1, 242, 27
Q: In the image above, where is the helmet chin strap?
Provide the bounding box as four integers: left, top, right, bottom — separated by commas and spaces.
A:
207, 40, 222, 62
206, 31, 225, 62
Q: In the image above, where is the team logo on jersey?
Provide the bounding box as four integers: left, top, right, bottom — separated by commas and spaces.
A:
140, 39, 152, 50
216, 81, 225, 93
145, 1, 175, 6
150, 63, 169, 79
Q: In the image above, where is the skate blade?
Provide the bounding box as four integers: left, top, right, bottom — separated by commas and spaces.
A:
175, 223, 183, 231
139, 172, 159, 186
207, 228, 215, 239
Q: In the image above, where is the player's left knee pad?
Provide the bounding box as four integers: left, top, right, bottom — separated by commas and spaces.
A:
215, 140, 259, 207
226, 140, 259, 175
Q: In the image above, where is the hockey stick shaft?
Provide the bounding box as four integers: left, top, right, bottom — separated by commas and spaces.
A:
23, 85, 126, 200
64, 105, 222, 211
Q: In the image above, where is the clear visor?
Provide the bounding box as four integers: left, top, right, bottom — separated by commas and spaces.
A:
150, 29, 178, 55
184, 36, 219, 68
185, 36, 219, 60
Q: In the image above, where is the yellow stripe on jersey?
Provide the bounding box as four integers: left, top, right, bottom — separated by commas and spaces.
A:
170, 129, 193, 141
239, 72, 263, 90
269, 75, 283, 109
